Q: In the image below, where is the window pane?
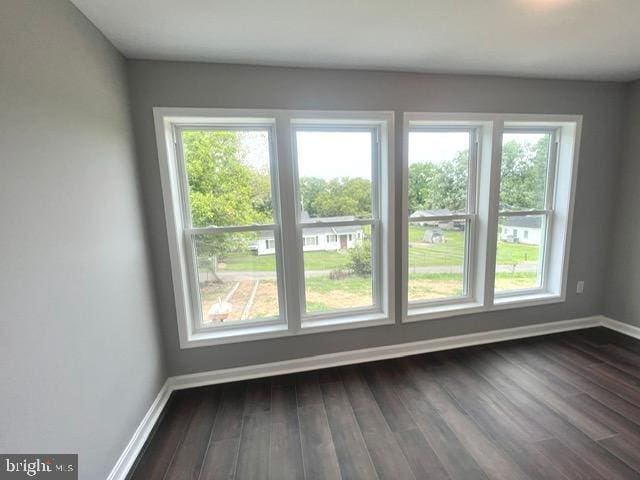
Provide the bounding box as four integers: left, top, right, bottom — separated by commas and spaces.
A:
495, 215, 545, 292
408, 220, 467, 302
194, 231, 280, 326
408, 131, 470, 216
500, 132, 552, 211
296, 130, 373, 220
182, 129, 274, 227
302, 225, 374, 314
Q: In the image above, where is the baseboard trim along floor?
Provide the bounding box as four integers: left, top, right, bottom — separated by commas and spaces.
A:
107, 314, 640, 480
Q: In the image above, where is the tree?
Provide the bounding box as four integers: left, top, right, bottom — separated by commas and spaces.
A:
407, 136, 549, 215
299, 177, 372, 218
499, 136, 549, 210
184, 130, 270, 281
408, 150, 468, 213
299, 176, 327, 216
408, 162, 438, 213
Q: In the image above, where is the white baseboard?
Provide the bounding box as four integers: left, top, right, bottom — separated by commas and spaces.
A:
110, 313, 640, 480
169, 315, 602, 391
600, 316, 640, 340
106, 380, 171, 480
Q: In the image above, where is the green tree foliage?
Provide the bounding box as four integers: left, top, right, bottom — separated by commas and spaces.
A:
300, 177, 372, 218
408, 150, 468, 213
184, 130, 272, 227
184, 130, 271, 279
499, 136, 550, 210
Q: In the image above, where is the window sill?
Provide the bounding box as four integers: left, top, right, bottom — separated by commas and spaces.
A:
492, 291, 564, 310
182, 323, 292, 349
179, 313, 393, 349
405, 291, 565, 323
406, 301, 486, 323
301, 312, 392, 334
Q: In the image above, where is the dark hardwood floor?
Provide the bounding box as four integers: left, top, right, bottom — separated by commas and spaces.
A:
129, 327, 640, 479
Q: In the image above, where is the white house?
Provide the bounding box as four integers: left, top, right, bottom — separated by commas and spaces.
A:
256, 215, 364, 255
409, 209, 464, 230
501, 216, 542, 245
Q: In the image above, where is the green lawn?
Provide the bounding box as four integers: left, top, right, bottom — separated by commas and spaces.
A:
204, 226, 539, 273
217, 249, 352, 272
409, 226, 539, 266
303, 270, 538, 312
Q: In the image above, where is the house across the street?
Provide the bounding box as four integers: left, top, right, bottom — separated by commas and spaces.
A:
409, 209, 465, 230
501, 216, 542, 245
256, 214, 364, 255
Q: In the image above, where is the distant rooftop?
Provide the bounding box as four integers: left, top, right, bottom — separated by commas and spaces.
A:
504, 216, 542, 229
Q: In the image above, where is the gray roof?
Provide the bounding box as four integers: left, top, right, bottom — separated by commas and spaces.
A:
504, 216, 542, 229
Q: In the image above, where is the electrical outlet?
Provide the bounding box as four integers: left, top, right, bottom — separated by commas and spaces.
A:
576, 281, 585, 294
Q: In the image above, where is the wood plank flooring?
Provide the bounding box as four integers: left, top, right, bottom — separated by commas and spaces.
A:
129, 328, 640, 479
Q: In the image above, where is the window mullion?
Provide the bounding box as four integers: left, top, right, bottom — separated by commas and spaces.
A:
483, 119, 504, 307
273, 113, 303, 333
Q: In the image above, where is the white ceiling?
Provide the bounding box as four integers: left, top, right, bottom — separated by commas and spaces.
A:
71, 0, 640, 81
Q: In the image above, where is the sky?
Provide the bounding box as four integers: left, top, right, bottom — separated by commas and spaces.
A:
238, 129, 473, 180
408, 131, 470, 167
296, 131, 372, 180
215, 130, 547, 181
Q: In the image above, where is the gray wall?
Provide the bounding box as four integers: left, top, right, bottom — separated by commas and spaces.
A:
127, 60, 627, 376
0, 1, 165, 478
605, 80, 640, 325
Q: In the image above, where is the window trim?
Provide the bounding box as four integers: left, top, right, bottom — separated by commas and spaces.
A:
494, 126, 559, 297
402, 113, 582, 323
154, 108, 395, 348
405, 126, 480, 308
291, 123, 384, 322
154, 108, 579, 346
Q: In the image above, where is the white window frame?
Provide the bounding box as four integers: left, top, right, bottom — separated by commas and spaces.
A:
494, 126, 558, 298
492, 118, 581, 309
154, 108, 395, 348
402, 113, 582, 322
405, 126, 480, 309
291, 119, 394, 329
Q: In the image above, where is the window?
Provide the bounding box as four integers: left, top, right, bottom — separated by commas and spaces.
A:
406, 129, 476, 306
293, 126, 381, 317
403, 113, 581, 321
156, 108, 578, 345
155, 109, 393, 346
303, 236, 318, 246
176, 126, 284, 334
495, 129, 556, 294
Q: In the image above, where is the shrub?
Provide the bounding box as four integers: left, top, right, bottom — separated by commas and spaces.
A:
348, 243, 372, 276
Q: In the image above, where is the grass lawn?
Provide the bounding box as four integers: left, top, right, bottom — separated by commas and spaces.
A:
217, 249, 352, 271
409, 226, 539, 266
203, 226, 540, 274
